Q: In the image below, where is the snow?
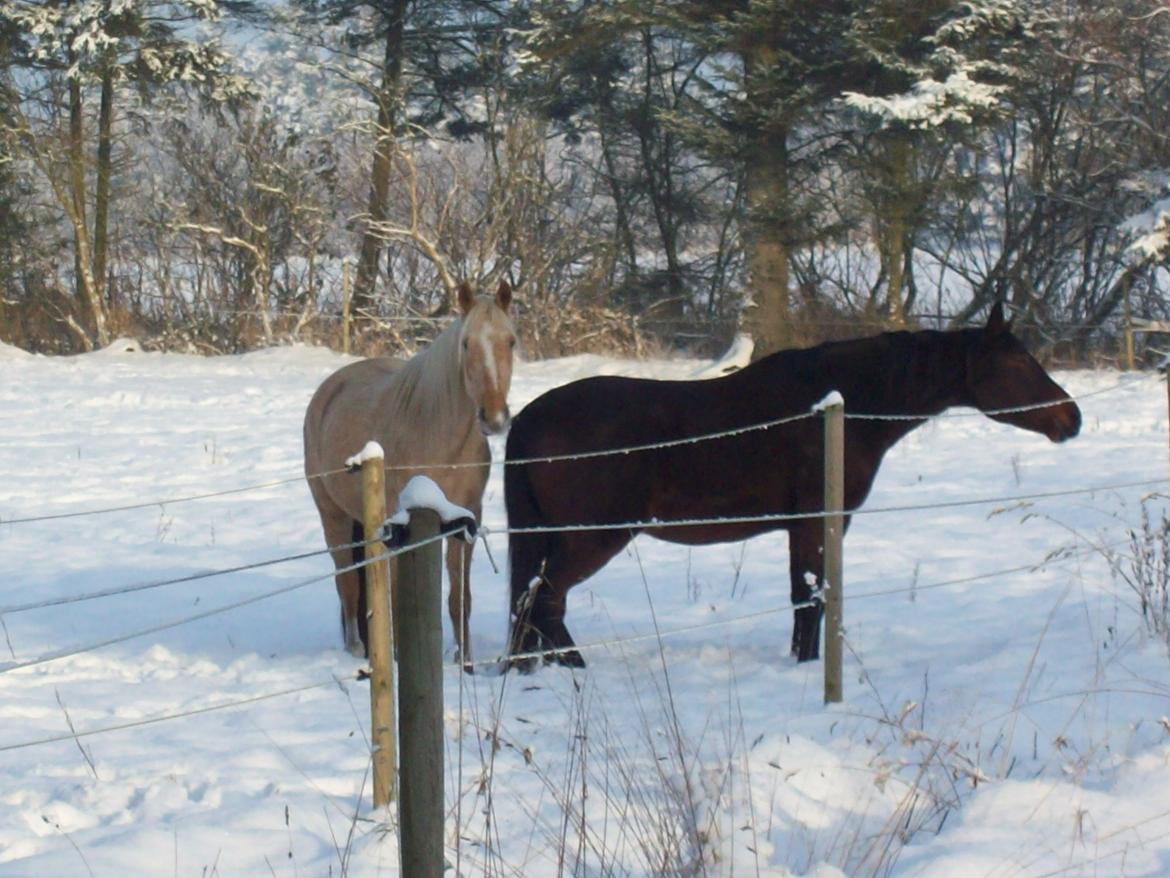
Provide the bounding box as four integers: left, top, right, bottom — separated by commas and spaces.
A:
344, 440, 384, 468
812, 390, 845, 412
2, 343, 1170, 876
385, 476, 474, 530
689, 333, 754, 378
842, 72, 1005, 130
0, 340, 32, 360
1122, 195, 1170, 262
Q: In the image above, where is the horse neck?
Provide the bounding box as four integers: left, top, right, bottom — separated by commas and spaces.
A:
392, 320, 479, 454
830, 329, 977, 442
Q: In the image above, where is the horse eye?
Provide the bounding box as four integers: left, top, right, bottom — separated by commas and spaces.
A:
509, 338, 516, 348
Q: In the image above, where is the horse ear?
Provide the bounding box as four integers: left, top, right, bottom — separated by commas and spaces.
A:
986, 302, 1010, 337
457, 281, 475, 315
495, 279, 512, 312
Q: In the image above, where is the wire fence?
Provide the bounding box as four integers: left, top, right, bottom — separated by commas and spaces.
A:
0, 370, 1158, 527
0, 367, 1164, 759
0, 530, 452, 676
455, 532, 1139, 674
0, 675, 356, 755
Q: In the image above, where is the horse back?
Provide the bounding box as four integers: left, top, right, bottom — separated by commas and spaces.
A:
303, 357, 420, 518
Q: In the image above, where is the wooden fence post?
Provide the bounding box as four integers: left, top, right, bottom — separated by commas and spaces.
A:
822, 396, 845, 705
1123, 274, 1135, 371
359, 447, 396, 809
341, 260, 352, 356
396, 507, 445, 878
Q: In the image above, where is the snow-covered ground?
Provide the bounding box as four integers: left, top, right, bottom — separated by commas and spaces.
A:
1, 338, 1168, 877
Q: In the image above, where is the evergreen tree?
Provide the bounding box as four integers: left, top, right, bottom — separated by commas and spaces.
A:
839, 0, 1027, 323
289, 0, 526, 315
0, 0, 251, 348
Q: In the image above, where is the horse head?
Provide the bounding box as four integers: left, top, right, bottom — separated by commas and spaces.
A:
458, 279, 517, 435
965, 303, 1081, 442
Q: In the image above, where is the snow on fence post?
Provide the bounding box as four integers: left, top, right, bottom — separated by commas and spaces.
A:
820, 393, 845, 705
354, 442, 397, 808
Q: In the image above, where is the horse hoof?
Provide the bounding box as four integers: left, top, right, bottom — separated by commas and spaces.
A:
509, 656, 539, 675
552, 649, 586, 669
454, 648, 475, 675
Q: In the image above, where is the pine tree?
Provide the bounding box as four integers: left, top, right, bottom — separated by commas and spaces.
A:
839, 0, 1026, 323
0, 0, 251, 348
288, 0, 525, 315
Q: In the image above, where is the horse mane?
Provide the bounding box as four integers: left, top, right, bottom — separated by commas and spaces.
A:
754, 326, 979, 418
378, 296, 514, 453
383, 318, 469, 450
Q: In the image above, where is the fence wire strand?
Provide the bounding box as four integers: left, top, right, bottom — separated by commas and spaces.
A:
456, 532, 1130, 673
0, 535, 376, 617
493, 477, 1166, 538
0, 531, 450, 676
0, 674, 357, 755
0, 371, 1156, 527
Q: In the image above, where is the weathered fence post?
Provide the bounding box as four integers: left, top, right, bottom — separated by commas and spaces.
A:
396, 506, 445, 878
358, 445, 396, 808
341, 260, 352, 356
1123, 274, 1135, 371
822, 395, 845, 705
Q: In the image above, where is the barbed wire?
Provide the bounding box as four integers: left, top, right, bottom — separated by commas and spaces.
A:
141, 306, 1159, 334
456, 532, 1126, 673
0, 529, 1136, 751
8, 471, 1152, 648
846, 372, 1152, 422
491, 477, 1165, 538
2, 370, 1155, 529
0, 534, 376, 617
0, 529, 454, 677
0, 675, 356, 755
0, 472, 328, 526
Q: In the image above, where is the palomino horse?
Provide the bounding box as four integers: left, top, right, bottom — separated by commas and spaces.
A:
504, 304, 1081, 670
304, 280, 516, 662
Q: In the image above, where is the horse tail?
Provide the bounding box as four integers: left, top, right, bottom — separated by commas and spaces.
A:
350, 519, 369, 652
504, 426, 550, 646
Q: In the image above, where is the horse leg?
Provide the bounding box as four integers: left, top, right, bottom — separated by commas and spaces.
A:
321, 514, 366, 657
511, 530, 632, 671
788, 522, 825, 662
389, 554, 400, 658
445, 537, 473, 670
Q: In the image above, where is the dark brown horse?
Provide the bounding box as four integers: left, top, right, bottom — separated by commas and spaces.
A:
503, 304, 1081, 670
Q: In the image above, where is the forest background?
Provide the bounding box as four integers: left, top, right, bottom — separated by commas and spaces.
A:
3, 0, 1170, 363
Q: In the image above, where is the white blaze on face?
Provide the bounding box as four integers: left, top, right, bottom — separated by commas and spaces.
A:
478, 328, 499, 392
462, 308, 513, 435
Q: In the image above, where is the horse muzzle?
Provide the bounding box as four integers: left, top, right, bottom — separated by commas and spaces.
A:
1047, 401, 1082, 442
479, 405, 511, 436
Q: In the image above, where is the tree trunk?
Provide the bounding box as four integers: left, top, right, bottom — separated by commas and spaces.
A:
67, 59, 109, 348
740, 48, 791, 358
94, 61, 114, 316
353, 0, 407, 319
881, 138, 910, 325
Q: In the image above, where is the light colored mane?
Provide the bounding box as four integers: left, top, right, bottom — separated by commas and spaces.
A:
380, 297, 512, 457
